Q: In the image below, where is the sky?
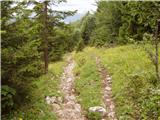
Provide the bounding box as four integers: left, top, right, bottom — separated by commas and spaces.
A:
22, 0, 97, 23
52, 0, 97, 23
52, 0, 97, 14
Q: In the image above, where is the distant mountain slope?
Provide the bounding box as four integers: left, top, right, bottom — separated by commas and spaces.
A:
64, 13, 85, 23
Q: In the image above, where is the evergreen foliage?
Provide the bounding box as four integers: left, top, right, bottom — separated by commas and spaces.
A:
1, 1, 43, 113
76, 1, 160, 46
1, 0, 75, 114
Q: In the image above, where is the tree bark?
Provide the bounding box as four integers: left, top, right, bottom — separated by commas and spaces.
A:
155, 19, 160, 80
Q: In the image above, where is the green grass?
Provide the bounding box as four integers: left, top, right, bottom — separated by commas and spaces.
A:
73, 48, 103, 118
91, 44, 160, 120
3, 44, 160, 120
3, 61, 65, 120
74, 44, 160, 120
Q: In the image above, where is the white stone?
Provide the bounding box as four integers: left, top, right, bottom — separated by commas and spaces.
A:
45, 96, 62, 104
105, 87, 111, 91
89, 106, 106, 116
45, 96, 51, 104
107, 77, 112, 80
106, 99, 111, 102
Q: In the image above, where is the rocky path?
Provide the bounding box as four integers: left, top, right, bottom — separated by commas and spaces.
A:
46, 55, 116, 120
96, 57, 117, 120
50, 56, 86, 120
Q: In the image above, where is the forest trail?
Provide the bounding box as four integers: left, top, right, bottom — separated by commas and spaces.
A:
95, 57, 117, 120
54, 55, 86, 120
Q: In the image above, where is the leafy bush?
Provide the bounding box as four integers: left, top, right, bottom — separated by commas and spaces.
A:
2, 85, 16, 111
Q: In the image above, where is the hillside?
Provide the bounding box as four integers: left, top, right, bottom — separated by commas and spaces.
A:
2, 1, 160, 120
3, 44, 159, 120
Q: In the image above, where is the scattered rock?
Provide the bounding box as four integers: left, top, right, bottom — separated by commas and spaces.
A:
50, 57, 86, 120
69, 77, 73, 80
45, 96, 56, 104
89, 106, 106, 116
106, 99, 111, 102
105, 87, 111, 91
107, 80, 112, 84
106, 77, 112, 80
45, 96, 63, 105
95, 56, 117, 120
108, 111, 115, 118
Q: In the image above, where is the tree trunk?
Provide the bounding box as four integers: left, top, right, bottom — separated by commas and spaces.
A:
155, 38, 159, 80
44, 1, 48, 74
155, 19, 160, 80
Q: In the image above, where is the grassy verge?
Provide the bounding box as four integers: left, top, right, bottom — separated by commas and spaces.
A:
96, 44, 160, 119
73, 48, 103, 119
74, 44, 160, 119
3, 61, 65, 120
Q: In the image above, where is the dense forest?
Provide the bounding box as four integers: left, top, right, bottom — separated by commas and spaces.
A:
1, 0, 160, 120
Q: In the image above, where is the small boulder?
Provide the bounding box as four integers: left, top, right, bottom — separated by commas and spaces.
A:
89, 106, 106, 117
45, 96, 52, 104
45, 96, 59, 104
107, 77, 112, 81
105, 87, 111, 91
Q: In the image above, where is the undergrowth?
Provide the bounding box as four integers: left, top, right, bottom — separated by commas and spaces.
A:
2, 61, 64, 120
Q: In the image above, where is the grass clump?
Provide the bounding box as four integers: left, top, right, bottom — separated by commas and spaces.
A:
3, 61, 64, 120
88, 112, 102, 120
73, 48, 103, 119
